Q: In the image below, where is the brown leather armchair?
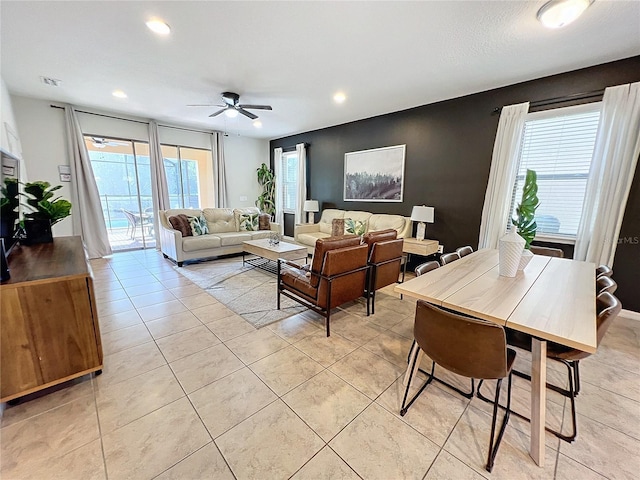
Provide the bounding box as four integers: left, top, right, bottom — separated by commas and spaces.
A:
362, 229, 404, 315
277, 235, 369, 336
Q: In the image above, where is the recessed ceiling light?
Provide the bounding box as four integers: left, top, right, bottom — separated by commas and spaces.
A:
112, 89, 127, 98
224, 109, 239, 118
333, 92, 347, 104
537, 0, 593, 29
146, 18, 171, 35
253, 120, 262, 128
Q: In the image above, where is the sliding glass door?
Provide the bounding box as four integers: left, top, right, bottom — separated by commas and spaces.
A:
84, 136, 155, 251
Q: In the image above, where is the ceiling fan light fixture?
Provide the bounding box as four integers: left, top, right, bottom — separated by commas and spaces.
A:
333, 92, 347, 104
146, 18, 171, 35
537, 0, 593, 28
112, 89, 127, 99
224, 108, 239, 118
253, 120, 262, 128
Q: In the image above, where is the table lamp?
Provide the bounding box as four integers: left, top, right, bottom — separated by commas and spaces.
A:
303, 200, 319, 224
411, 205, 434, 241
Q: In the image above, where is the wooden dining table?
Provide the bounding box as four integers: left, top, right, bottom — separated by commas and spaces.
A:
394, 248, 596, 467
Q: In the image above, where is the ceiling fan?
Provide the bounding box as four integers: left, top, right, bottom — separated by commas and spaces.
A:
188, 92, 272, 120
90, 137, 128, 148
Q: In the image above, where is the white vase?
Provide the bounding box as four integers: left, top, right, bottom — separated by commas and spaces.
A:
499, 230, 525, 277
518, 249, 534, 271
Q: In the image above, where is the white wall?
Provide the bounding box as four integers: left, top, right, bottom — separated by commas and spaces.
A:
1, 77, 27, 178
10, 94, 270, 237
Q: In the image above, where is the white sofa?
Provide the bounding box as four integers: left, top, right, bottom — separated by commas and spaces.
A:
159, 207, 279, 266
294, 208, 412, 254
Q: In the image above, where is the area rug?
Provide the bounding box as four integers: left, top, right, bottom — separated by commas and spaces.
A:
173, 257, 306, 329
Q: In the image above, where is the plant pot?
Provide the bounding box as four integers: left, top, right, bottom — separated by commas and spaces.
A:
499, 230, 525, 277
518, 249, 534, 271
23, 219, 53, 245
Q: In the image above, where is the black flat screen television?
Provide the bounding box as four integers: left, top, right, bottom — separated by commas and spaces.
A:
1, 149, 21, 255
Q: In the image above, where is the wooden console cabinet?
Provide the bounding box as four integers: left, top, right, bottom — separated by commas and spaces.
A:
0, 236, 103, 402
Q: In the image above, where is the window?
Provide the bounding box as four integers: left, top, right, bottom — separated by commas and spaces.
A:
281, 151, 299, 213
161, 145, 213, 209
509, 103, 601, 240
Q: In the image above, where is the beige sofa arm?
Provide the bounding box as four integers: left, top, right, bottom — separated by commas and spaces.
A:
269, 222, 280, 232
294, 223, 320, 240
158, 212, 183, 263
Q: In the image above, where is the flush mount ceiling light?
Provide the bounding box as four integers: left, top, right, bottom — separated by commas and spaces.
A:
537, 0, 594, 28
146, 17, 171, 35
333, 92, 346, 104
112, 89, 127, 98
253, 120, 262, 128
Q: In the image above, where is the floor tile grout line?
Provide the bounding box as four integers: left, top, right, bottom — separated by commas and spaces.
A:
91, 376, 111, 480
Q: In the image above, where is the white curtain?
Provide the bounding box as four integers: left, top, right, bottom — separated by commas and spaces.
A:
211, 132, 227, 207
274, 147, 283, 231
478, 102, 530, 249
295, 143, 307, 225
574, 82, 640, 266
149, 121, 170, 246
64, 106, 112, 258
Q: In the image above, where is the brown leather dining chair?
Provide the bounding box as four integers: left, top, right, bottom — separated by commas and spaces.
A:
501, 291, 622, 442
362, 229, 404, 315
596, 275, 617, 295
455, 245, 474, 258
439, 252, 460, 266
401, 301, 516, 473
277, 235, 369, 336
596, 264, 613, 279
530, 245, 564, 258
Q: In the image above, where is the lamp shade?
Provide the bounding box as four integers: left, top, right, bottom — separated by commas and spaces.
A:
303, 200, 319, 212
411, 206, 434, 223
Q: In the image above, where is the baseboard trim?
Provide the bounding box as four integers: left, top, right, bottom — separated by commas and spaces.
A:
620, 309, 640, 321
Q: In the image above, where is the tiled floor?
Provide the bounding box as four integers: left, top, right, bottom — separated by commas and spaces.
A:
1, 249, 639, 479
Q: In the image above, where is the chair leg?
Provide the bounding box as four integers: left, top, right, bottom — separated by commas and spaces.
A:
326, 310, 331, 337
407, 339, 417, 364
400, 355, 435, 416
572, 361, 581, 396
486, 373, 512, 473
371, 291, 376, 315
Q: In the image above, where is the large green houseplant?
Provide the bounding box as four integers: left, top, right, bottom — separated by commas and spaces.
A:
21, 181, 72, 244
255, 163, 275, 219
512, 169, 540, 249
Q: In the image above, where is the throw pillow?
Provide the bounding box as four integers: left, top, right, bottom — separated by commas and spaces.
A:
188, 215, 209, 236
239, 213, 260, 231
258, 213, 271, 231
331, 218, 345, 237
344, 218, 367, 236
168, 214, 192, 237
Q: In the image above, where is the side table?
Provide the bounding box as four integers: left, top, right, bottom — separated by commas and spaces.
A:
402, 237, 440, 281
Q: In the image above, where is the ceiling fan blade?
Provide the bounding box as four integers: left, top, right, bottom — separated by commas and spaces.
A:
237, 108, 258, 120
187, 104, 225, 107
238, 104, 272, 110
208, 108, 227, 118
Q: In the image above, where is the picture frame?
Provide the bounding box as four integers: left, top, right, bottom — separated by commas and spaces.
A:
344, 144, 405, 202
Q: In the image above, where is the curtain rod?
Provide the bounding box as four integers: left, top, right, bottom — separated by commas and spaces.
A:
49, 104, 221, 134
491, 89, 605, 115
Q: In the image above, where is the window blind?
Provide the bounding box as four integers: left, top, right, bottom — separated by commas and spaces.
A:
510, 104, 601, 238
281, 153, 299, 211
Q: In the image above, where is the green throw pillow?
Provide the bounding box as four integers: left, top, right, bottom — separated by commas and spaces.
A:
188, 215, 209, 236
344, 218, 367, 236
239, 213, 260, 231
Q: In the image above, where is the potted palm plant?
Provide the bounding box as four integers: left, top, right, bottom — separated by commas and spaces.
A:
255, 163, 275, 220
21, 181, 72, 244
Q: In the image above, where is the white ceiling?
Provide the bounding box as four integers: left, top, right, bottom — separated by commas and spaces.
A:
2, 1, 639, 140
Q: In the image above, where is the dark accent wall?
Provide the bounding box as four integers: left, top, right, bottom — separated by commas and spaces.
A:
270, 56, 640, 312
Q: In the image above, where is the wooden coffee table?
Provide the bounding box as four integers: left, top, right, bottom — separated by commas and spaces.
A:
242, 239, 308, 274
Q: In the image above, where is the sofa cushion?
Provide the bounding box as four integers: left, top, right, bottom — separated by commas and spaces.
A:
318, 209, 345, 234
249, 230, 272, 240
234, 207, 261, 230
168, 214, 192, 237
344, 218, 367, 236
203, 208, 236, 233
182, 235, 222, 252
368, 214, 407, 236
188, 215, 209, 236
215, 231, 252, 246
344, 211, 373, 224
258, 214, 271, 231
331, 218, 345, 236
297, 231, 331, 247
